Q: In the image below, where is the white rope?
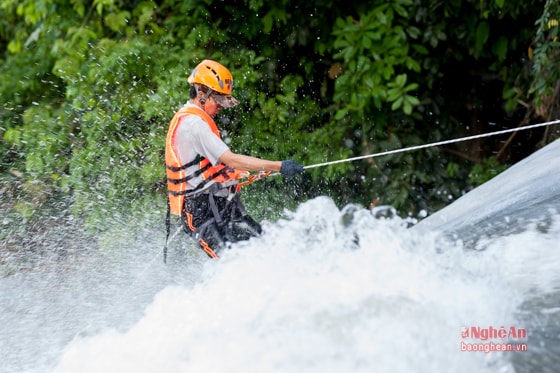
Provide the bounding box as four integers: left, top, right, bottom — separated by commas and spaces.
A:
303, 119, 560, 170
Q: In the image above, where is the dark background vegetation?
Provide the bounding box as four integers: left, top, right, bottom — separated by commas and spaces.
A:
1, 0, 559, 238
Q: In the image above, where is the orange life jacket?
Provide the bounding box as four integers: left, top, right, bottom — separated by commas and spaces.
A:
165, 105, 245, 216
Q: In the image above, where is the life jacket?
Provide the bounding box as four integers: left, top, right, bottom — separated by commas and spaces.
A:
165, 105, 246, 216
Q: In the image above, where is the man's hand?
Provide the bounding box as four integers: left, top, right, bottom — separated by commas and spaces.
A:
280, 160, 304, 178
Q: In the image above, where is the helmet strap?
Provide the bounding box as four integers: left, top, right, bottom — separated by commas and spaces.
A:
195, 84, 212, 106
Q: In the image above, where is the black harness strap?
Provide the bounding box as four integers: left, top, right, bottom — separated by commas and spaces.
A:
166, 155, 202, 172
208, 192, 223, 226
167, 162, 211, 185
223, 192, 248, 241
233, 193, 248, 217
163, 197, 171, 264
188, 185, 225, 250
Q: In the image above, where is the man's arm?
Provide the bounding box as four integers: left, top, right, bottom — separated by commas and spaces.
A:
219, 150, 282, 172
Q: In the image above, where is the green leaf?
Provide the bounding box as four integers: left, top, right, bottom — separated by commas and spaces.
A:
407, 26, 421, 39
105, 11, 131, 32
475, 21, 490, 55
391, 96, 404, 110
404, 94, 420, 106
402, 82, 418, 93
403, 101, 412, 114
412, 44, 429, 54
494, 36, 508, 62
395, 73, 407, 86
362, 35, 372, 49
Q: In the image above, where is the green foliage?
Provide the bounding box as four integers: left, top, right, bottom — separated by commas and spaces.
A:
331, 0, 422, 117
528, 0, 560, 119
468, 156, 509, 186
0, 0, 553, 234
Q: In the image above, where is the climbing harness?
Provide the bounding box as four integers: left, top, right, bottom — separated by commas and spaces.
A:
163, 170, 270, 263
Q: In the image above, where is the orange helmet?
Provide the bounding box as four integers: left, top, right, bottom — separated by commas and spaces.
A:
188, 59, 234, 95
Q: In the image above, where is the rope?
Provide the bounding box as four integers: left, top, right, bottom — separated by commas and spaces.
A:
302, 119, 560, 170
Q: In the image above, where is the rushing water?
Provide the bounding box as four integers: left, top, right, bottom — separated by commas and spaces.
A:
1, 140, 559, 373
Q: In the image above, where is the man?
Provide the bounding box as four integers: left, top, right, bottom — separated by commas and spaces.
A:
165, 59, 304, 259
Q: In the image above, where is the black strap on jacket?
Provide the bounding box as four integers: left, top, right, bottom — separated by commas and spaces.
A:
166, 154, 202, 172
163, 198, 171, 264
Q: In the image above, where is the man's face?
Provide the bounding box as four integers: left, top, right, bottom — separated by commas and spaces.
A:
204, 95, 222, 117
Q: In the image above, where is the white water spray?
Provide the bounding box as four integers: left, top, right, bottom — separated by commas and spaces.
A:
51, 196, 559, 373
2, 141, 560, 373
